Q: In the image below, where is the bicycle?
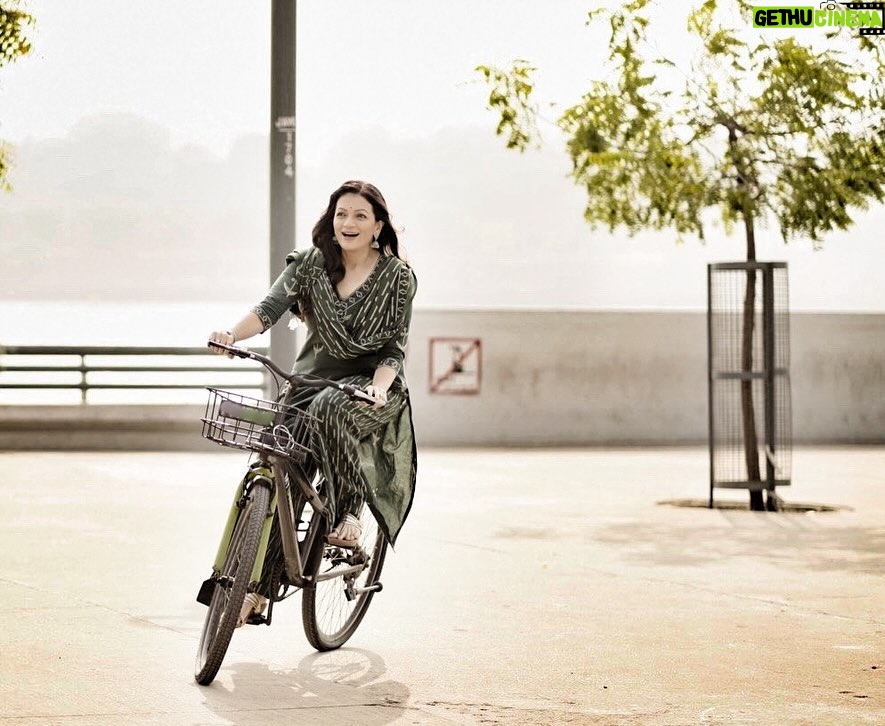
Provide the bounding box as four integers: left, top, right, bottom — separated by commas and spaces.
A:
194, 340, 388, 686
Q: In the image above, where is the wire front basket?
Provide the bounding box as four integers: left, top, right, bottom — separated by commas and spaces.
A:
201, 388, 317, 463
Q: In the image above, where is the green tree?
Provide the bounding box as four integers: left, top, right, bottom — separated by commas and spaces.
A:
0, 0, 35, 192
478, 0, 885, 510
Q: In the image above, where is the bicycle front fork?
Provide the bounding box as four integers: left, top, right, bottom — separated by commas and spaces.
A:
196, 462, 277, 607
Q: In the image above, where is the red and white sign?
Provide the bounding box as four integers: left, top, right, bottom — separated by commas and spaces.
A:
429, 337, 481, 395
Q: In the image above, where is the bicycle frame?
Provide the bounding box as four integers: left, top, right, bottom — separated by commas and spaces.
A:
208, 454, 375, 603
269, 456, 327, 587
204, 341, 379, 593
196, 340, 389, 683
209, 450, 342, 592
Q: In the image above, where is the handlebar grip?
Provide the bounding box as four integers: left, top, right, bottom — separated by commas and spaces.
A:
340, 383, 376, 403
207, 340, 249, 358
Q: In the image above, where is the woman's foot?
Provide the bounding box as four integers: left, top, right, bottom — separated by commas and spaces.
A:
326, 512, 362, 548
236, 592, 267, 627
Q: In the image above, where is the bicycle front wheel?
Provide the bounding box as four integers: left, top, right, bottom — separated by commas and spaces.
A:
194, 480, 271, 685
302, 503, 387, 651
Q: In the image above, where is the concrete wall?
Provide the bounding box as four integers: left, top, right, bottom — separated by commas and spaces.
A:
407, 310, 707, 446
0, 404, 214, 452
789, 314, 885, 442
404, 310, 885, 446
1, 310, 882, 449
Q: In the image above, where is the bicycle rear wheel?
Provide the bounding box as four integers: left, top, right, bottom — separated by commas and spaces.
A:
194, 480, 271, 685
302, 503, 387, 651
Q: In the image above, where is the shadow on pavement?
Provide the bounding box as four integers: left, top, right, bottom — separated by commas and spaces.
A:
197, 648, 411, 725
595, 508, 885, 574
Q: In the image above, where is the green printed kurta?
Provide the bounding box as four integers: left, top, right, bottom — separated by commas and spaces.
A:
252, 248, 417, 545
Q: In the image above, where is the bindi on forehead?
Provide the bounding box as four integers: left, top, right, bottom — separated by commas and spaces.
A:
336, 193, 373, 213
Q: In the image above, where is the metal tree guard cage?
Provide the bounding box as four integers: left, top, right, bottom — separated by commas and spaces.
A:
707, 262, 792, 505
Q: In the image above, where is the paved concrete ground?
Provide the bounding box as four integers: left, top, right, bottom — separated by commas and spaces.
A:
0, 447, 882, 725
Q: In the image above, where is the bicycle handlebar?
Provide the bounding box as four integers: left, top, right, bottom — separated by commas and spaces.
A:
207, 340, 376, 404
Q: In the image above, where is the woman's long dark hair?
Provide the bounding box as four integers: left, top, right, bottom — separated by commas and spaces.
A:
312, 180, 404, 286
293, 181, 405, 319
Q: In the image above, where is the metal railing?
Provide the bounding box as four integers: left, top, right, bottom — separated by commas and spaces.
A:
0, 345, 270, 404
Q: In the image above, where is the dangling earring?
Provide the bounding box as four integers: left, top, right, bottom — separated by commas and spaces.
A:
371, 235, 380, 250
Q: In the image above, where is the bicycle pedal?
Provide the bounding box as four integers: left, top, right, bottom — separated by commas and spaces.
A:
355, 581, 383, 595
246, 613, 268, 626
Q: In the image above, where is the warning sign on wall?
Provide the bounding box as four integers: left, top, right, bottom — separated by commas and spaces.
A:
429, 337, 482, 395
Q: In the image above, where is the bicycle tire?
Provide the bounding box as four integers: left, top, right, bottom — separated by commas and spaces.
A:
301, 503, 388, 651
194, 480, 271, 685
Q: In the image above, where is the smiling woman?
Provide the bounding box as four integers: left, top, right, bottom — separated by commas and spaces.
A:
206, 179, 418, 623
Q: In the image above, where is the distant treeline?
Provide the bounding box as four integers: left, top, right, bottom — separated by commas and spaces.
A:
1, 113, 268, 301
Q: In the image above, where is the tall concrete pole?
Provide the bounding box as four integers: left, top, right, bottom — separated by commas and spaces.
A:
269, 0, 296, 374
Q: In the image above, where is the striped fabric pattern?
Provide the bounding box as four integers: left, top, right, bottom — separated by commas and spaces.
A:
253, 247, 418, 545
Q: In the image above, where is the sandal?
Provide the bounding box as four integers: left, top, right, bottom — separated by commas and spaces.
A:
326, 512, 362, 548
236, 592, 267, 628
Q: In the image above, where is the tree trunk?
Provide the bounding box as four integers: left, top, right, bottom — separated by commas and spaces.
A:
742, 216, 765, 511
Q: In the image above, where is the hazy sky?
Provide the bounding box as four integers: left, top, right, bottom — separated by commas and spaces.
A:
1, 0, 606, 162
1, 0, 882, 312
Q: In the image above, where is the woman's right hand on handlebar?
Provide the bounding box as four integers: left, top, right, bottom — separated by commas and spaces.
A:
208, 330, 236, 355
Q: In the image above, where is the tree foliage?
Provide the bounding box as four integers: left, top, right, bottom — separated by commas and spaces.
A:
478, 0, 885, 510
475, 60, 541, 153
0, 0, 35, 191
477, 0, 885, 259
